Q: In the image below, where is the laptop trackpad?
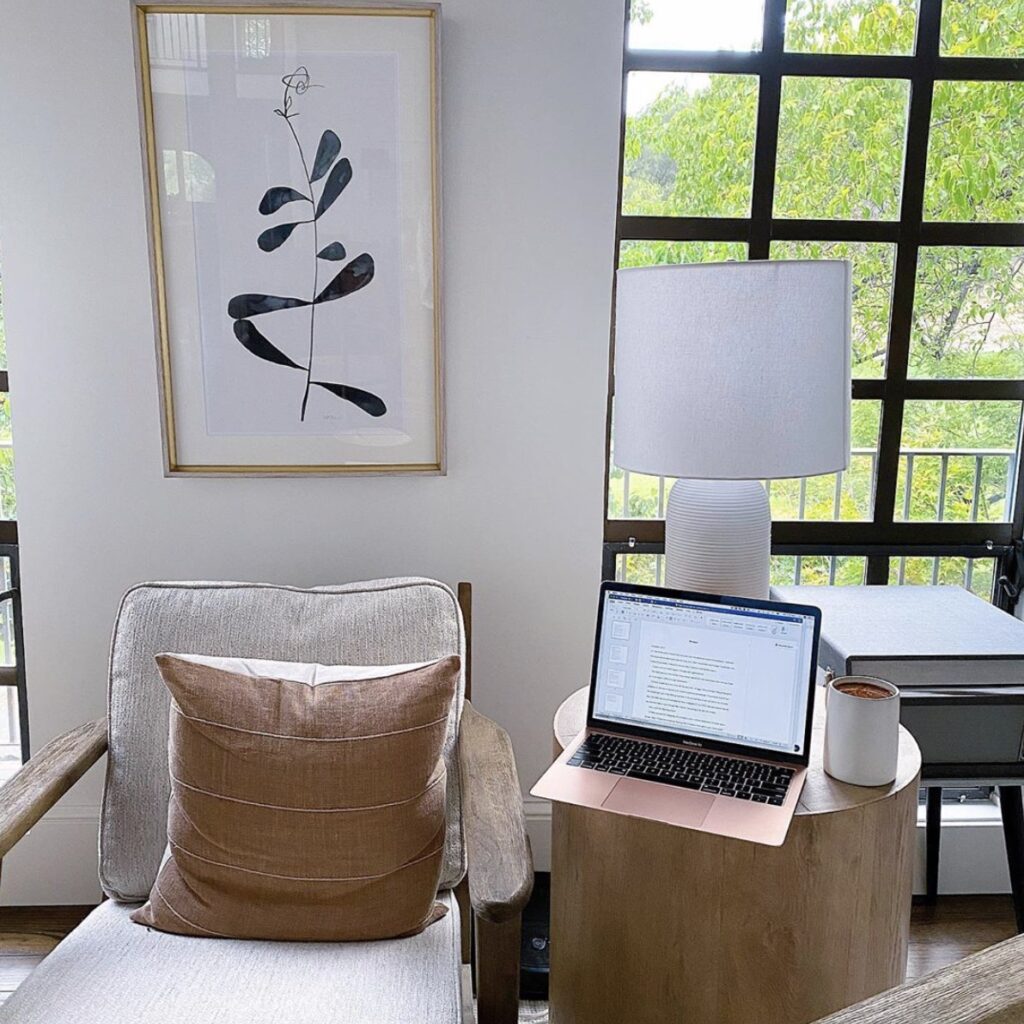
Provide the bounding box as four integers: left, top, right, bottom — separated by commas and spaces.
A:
601, 777, 715, 827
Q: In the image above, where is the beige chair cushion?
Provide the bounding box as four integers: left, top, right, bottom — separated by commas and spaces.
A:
0, 897, 462, 1024
100, 579, 466, 902
132, 653, 459, 941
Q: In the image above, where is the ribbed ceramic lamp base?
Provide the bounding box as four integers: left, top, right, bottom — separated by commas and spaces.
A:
664, 479, 771, 600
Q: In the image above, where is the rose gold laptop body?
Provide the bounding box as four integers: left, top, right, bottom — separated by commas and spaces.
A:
532, 726, 808, 846
531, 583, 820, 848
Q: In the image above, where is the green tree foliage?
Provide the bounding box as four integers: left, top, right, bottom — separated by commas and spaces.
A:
630, 0, 653, 25
623, 0, 1024, 375
941, 0, 1024, 57
786, 0, 920, 54
615, 0, 1024, 593
624, 73, 759, 218
925, 80, 1024, 223
0, 275, 7, 370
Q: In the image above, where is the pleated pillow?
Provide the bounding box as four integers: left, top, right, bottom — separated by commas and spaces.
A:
132, 652, 460, 941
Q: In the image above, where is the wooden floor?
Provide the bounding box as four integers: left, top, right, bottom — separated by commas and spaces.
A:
0, 905, 93, 1008
907, 894, 1018, 980
0, 897, 1018, 1013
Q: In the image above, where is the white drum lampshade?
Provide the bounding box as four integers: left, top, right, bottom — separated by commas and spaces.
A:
613, 260, 852, 599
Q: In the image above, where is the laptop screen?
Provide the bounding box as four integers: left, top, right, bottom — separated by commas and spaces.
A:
591, 587, 818, 757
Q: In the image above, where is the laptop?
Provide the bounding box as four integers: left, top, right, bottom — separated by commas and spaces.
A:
531, 581, 822, 846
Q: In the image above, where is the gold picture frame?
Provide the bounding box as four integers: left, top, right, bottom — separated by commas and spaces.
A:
133, 1, 444, 475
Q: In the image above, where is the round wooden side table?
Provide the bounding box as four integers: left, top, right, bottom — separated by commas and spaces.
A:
549, 686, 922, 1024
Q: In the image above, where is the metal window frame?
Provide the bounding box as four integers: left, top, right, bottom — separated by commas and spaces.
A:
0, 363, 26, 761
0, 543, 28, 764
605, 0, 1024, 608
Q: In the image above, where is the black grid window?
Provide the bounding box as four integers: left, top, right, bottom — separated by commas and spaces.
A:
605, 0, 1024, 606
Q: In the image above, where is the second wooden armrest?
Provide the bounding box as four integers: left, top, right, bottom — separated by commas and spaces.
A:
812, 932, 1024, 1024
0, 717, 107, 860
458, 701, 534, 923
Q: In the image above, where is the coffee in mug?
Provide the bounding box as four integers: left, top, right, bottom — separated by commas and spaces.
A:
824, 675, 900, 787
834, 680, 892, 700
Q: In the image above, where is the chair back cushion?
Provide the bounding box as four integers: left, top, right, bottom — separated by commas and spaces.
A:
99, 579, 465, 902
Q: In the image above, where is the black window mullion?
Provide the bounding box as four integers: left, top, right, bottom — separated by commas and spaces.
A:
1009, 408, 1024, 544
619, 216, 750, 243
620, 220, 1024, 248
922, 223, 1024, 246
871, 0, 942, 550
623, 50, 763, 75
748, 0, 787, 259
853, 380, 886, 400
605, 0, 632, 526
624, 52, 1022, 83
865, 553, 889, 585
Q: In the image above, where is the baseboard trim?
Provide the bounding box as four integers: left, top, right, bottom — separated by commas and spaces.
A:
1, 804, 102, 906
27, 802, 101, 821
525, 797, 552, 875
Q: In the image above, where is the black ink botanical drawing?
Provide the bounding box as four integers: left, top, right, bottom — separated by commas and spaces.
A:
227, 67, 386, 421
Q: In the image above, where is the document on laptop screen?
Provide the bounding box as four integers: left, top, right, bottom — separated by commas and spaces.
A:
592, 591, 815, 755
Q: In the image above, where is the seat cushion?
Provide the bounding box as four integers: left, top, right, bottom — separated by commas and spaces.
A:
0, 895, 462, 1024
100, 579, 466, 901
133, 653, 458, 941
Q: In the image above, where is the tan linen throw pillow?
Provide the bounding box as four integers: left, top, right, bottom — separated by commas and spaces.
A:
132, 653, 460, 941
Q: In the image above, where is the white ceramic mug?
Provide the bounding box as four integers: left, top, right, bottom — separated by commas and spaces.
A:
823, 675, 900, 787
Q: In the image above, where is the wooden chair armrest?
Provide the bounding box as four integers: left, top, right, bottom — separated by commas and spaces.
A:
458, 701, 533, 923
813, 932, 1024, 1024
0, 717, 107, 860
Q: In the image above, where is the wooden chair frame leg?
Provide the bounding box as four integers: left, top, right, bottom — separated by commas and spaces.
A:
925, 786, 942, 903
999, 785, 1024, 934
474, 913, 521, 1024
455, 876, 472, 965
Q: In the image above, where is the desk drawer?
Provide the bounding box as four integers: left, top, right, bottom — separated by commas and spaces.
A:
901, 696, 1024, 765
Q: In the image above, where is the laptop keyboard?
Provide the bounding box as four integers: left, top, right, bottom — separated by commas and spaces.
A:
568, 732, 795, 806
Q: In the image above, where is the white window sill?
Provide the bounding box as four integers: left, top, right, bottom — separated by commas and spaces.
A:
917, 798, 1003, 826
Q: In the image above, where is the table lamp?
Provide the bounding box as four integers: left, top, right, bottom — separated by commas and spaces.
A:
612, 259, 852, 600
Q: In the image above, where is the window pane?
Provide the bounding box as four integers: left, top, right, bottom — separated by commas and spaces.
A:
610, 242, 749, 522
622, 72, 758, 217
0, 396, 14, 522
615, 552, 665, 586
785, 0, 918, 55
775, 77, 909, 220
769, 241, 896, 378
619, 240, 748, 268
608, 395, 653, 520
909, 247, 1024, 379
895, 401, 1021, 522
771, 555, 867, 587
608, 461, 666, 520
769, 400, 881, 521
0, 554, 18, 781
924, 81, 1024, 223
888, 556, 996, 601
0, 686, 20, 784
941, 0, 1024, 57
628, 0, 764, 51
611, 399, 879, 522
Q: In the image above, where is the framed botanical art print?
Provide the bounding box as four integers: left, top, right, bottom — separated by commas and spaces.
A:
134, 2, 443, 474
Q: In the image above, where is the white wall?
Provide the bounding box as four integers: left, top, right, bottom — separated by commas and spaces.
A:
0, 0, 625, 902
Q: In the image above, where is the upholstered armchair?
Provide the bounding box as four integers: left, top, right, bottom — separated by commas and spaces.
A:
0, 578, 532, 1024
